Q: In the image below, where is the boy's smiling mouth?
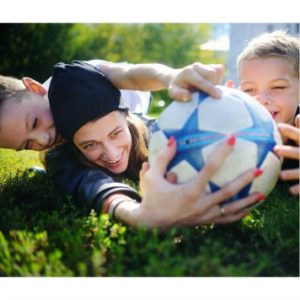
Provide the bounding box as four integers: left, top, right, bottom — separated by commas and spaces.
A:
269, 110, 279, 120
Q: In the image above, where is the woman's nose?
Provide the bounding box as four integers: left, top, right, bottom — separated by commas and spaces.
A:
101, 142, 119, 161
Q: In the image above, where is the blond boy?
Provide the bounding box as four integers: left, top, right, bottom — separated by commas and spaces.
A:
237, 31, 299, 195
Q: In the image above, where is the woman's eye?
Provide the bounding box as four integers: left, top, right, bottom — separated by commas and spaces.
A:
84, 143, 96, 150
273, 86, 286, 90
112, 130, 122, 137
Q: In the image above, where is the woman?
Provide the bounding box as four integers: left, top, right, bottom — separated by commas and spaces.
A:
46, 60, 265, 229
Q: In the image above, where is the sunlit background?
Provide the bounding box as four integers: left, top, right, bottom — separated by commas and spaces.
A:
0, 23, 298, 113
202, 23, 299, 83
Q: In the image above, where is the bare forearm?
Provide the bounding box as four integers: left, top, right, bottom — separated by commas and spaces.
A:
100, 62, 177, 91
99, 61, 224, 100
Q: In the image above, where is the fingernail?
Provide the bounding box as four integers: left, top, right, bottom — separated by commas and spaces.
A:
226, 135, 236, 146
227, 80, 234, 88
256, 194, 266, 202
167, 136, 176, 147
254, 169, 263, 177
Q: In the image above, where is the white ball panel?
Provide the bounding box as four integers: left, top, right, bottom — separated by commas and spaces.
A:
197, 93, 253, 134
148, 130, 168, 164
202, 138, 258, 186
249, 151, 281, 196
149, 85, 281, 204
158, 93, 198, 130
169, 160, 198, 183
170, 161, 211, 193
273, 120, 283, 146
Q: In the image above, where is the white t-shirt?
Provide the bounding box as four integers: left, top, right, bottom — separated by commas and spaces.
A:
43, 59, 151, 115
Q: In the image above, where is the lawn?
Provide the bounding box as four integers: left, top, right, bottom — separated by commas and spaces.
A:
0, 148, 299, 276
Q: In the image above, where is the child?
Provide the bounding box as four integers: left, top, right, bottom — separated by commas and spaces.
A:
237, 30, 299, 195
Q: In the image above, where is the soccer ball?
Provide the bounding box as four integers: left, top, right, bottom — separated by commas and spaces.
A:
148, 86, 282, 204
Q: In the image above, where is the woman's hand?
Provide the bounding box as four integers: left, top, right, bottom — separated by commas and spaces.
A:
274, 115, 300, 195
135, 135, 264, 229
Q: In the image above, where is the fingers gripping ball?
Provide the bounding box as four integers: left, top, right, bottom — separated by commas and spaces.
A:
148, 85, 282, 205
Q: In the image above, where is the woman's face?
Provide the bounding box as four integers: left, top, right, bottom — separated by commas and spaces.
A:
73, 111, 132, 174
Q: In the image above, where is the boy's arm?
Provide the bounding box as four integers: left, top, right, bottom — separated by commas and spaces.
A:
274, 115, 300, 195
96, 61, 174, 91
44, 60, 223, 100
96, 61, 224, 100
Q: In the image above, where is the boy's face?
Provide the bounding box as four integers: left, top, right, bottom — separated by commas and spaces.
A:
239, 56, 299, 125
0, 93, 61, 151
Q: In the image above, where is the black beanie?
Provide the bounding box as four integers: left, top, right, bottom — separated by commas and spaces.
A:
48, 60, 127, 143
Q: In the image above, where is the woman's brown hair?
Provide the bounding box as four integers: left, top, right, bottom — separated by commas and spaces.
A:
126, 111, 149, 179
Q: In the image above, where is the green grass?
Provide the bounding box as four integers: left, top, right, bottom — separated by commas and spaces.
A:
0, 148, 299, 276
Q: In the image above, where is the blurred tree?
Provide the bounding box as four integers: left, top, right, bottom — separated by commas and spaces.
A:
0, 23, 225, 112
70, 24, 146, 63
142, 23, 209, 66
70, 23, 224, 66
68, 23, 226, 111
0, 24, 75, 81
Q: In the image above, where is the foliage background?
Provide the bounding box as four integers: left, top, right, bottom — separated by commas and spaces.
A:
0, 23, 225, 111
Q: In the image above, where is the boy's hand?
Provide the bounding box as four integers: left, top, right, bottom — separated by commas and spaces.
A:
274, 115, 300, 195
168, 63, 224, 101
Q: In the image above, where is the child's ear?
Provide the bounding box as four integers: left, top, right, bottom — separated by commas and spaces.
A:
22, 77, 47, 96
